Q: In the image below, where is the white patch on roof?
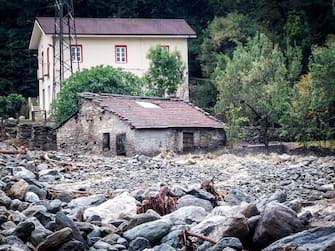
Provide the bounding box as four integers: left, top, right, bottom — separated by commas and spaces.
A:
136, 101, 160, 108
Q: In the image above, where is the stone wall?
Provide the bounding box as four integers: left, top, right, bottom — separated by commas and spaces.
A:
1, 120, 56, 150
241, 126, 295, 144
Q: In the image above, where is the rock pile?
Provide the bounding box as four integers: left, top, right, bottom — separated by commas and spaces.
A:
0, 144, 334, 250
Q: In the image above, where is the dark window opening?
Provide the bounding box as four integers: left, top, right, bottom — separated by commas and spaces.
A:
103, 133, 110, 151
116, 133, 126, 156
183, 132, 194, 152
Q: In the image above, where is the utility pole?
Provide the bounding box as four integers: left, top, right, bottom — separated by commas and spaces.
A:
52, 0, 79, 101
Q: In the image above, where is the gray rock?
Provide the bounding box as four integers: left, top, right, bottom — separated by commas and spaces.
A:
55, 191, 73, 203
253, 202, 304, 249
55, 211, 85, 244
187, 188, 216, 203
93, 240, 114, 250
0, 191, 11, 208
129, 237, 151, 251
13, 220, 35, 242
263, 227, 335, 251
68, 194, 106, 209
47, 199, 62, 213
29, 218, 53, 246
284, 199, 302, 213
161, 226, 189, 249
257, 191, 287, 212
27, 185, 47, 200
35, 227, 73, 251
126, 212, 161, 231
5, 235, 29, 251
123, 219, 172, 243
12, 166, 36, 180
154, 243, 176, 251
240, 203, 259, 218
211, 237, 243, 251
7, 179, 29, 200
24, 191, 40, 203
57, 240, 85, 251
163, 206, 207, 225
224, 189, 253, 206
177, 195, 213, 212
298, 210, 313, 225
192, 215, 249, 243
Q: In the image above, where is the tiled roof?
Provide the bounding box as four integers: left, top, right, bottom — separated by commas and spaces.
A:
36, 17, 196, 37
79, 93, 223, 129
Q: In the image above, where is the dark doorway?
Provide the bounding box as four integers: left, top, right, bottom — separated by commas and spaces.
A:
102, 133, 110, 151
116, 133, 126, 155
183, 132, 194, 152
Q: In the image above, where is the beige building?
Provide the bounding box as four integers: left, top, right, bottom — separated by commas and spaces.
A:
28, 17, 196, 116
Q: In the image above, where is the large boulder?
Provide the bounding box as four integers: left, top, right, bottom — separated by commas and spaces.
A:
263, 227, 335, 251
191, 215, 249, 243
123, 219, 172, 244
253, 202, 304, 249
68, 194, 106, 209
84, 192, 137, 223
7, 179, 29, 200
177, 195, 213, 212
163, 206, 208, 225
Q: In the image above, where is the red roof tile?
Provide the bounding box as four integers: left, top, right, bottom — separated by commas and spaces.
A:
79, 93, 223, 129
36, 17, 196, 37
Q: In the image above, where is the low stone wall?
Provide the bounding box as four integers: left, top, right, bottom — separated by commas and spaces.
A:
241, 126, 295, 144
1, 120, 56, 150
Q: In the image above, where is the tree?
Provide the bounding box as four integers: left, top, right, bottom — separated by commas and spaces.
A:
52, 65, 144, 125
144, 46, 185, 97
199, 13, 257, 78
0, 93, 25, 119
215, 33, 297, 146
282, 42, 335, 144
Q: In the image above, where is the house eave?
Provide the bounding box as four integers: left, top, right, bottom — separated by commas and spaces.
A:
28, 20, 45, 49
46, 34, 196, 39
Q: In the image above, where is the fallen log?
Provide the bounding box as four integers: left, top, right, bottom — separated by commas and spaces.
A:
0, 148, 27, 154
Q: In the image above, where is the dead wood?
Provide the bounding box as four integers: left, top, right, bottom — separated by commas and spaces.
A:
137, 185, 178, 216
0, 147, 27, 154
47, 188, 92, 200
201, 178, 227, 202
40, 153, 80, 172
180, 230, 216, 251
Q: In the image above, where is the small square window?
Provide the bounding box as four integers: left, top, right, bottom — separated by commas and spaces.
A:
115, 45, 127, 63
70, 45, 83, 63
161, 45, 169, 52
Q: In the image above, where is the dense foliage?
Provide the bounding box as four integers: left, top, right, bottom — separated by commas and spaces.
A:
215, 33, 295, 146
0, 93, 25, 119
52, 66, 143, 124
144, 46, 185, 97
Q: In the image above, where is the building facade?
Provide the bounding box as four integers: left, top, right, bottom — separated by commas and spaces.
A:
29, 17, 196, 115
57, 93, 226, 156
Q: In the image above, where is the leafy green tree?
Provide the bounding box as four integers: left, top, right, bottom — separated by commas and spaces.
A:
215, 33, 296, 147
52, 65, 143, 124
282, 42, 335, 144
199, 13, 257, 78
0, 93, 25, 119
144, 46, 185, 97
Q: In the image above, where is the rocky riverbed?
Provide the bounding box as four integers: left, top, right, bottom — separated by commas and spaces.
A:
0, 142, 335, 250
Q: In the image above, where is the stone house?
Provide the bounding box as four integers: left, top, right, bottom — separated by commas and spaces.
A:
56, 93, 226, 156
28, 17, 196, 115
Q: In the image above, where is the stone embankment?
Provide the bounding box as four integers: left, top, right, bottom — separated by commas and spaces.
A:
0, 142, 334, 250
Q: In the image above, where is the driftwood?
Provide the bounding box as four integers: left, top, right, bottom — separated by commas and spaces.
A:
180, 230, 216, 251
0, 147, 27, 154
201, 178, 227, 202
47, 187, 92, 200
137, 185, 179, 216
